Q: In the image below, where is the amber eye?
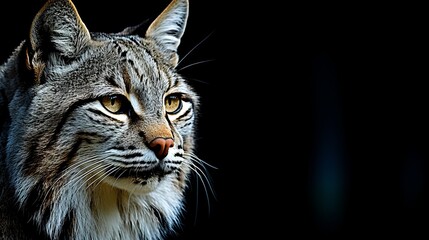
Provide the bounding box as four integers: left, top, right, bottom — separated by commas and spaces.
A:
101, 95, 125, 114
165, 94, 182, 114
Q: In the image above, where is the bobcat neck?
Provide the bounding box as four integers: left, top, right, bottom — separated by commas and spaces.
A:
91, 183, 123, 233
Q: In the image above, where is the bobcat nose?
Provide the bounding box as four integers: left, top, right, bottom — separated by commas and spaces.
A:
149, 137, 174, 160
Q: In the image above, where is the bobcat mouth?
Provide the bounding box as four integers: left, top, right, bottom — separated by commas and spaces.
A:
107, 166, 172, 180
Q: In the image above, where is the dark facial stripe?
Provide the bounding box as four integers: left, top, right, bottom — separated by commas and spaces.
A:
121, 65, 131, 93
105, 75, 120, 89
24, 98, 97, 176
66, 139, 82, 163
112, 152, 144, 159
175, 108, 193, 122
87, 108, 124, 124
170, 76, 181, 89
46, 98, 96, 149
110, 158, 156, 165
107, 165, 167, 179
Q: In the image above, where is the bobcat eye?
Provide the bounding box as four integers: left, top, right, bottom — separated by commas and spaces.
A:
165, 94, 182, 114
101, 95, 128, 114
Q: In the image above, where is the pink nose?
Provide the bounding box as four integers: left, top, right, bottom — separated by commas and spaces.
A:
149, 138, 174, 160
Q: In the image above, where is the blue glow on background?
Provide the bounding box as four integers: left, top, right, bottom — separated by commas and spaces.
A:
310, 53, 345, 233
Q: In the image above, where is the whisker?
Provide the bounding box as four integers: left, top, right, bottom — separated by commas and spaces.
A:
188, 162, 212, 203
188, 152, 218, 170
185, 153, 218, 195
180, 158, 216, 226
85, 164, 115, 190
184, 159, 217, 201
44, 156, 101, 202
177, 59, 215, 72
182, 77, 210, 85
182, 153, 218, 201
178, 30, 215, 67
54, 156, 98, 184
71, 159, 106, 190
112, 165, 128, 187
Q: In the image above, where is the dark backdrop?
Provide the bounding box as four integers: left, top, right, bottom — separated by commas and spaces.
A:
1, 0, 428, 239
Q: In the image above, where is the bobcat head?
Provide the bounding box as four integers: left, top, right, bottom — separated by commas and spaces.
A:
0, 0, 206, 239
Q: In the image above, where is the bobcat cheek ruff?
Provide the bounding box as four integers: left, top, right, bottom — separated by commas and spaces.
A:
0, 0, 205, 239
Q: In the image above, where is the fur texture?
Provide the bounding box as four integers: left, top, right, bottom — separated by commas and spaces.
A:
0, 0, 201, 239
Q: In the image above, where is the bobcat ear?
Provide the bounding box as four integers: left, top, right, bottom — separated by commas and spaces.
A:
145, 0, 189, 67
28, 0, 91, 63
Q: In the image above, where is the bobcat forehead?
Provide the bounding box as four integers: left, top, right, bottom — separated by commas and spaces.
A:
0, 1, 203, 240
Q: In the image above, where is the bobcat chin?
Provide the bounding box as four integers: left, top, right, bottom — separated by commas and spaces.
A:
0, 0, 202, 239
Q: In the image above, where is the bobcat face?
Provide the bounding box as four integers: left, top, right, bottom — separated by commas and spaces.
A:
90, 38, 197, 194
19, 34, 197, 195
1, 0, 202, 239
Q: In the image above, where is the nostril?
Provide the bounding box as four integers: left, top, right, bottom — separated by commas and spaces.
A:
165, 138, 174, 149
149, 137, 174, 160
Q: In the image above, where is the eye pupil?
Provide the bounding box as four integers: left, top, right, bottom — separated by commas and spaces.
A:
101, 95, 126, 114
165, 95, 182, 114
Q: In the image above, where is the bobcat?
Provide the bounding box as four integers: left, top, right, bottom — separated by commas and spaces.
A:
0, 0, 203, 239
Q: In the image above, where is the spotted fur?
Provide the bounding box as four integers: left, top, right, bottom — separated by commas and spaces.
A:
0, 0, 201, 239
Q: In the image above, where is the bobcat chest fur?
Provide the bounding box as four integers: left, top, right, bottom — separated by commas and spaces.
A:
0, 0, 201, 239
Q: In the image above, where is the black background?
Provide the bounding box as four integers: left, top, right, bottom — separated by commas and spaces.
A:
1, 0, 428, 239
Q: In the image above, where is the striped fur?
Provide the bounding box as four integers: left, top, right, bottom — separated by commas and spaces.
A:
0, 0, 201, 239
